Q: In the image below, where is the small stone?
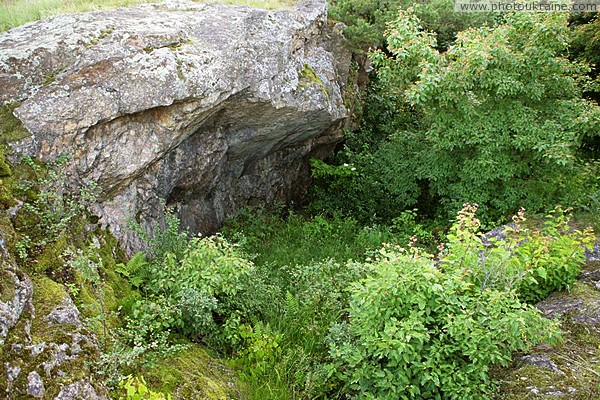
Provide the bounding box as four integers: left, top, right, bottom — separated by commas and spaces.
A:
537, 298, 584, 320
55, 380, 106, 400
585, 242, 600, 262
27, 342, 46, 356
6, 200, 23, 219
5, 362, 21, 391
26, 371, 45, 398
521, 354, 565, 375
45, 296, 82, 328
526, 386, 540, 395
11, 343, 23, 352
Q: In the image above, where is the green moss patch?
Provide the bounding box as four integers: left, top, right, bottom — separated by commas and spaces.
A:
31, 275, 68, 321
298, 63, 330, 100
144, 345, 239, 399
0, 104, 30, 143
0, 270, 15, 303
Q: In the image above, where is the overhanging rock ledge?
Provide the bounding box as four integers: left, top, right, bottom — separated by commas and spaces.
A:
0, 0, 351, 251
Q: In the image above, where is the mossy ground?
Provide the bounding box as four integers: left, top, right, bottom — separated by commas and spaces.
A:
144, 345, 240, 399
492, 276, 600, 399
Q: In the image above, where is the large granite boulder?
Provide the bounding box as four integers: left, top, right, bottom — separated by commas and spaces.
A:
0, 0, 351, 251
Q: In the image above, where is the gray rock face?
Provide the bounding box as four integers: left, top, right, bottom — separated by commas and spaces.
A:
0, 0, 351, 250
54, 380, 105, 400
0, 267, 34, 345
26, 371, 45, 398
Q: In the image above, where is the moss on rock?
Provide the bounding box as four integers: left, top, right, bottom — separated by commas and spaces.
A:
31, 275, 69, 320
144, 345, 239, 399
492, 280, 600, 399
0, 104, 30, 143
298, 63, 330, 100
0, 274, 106, 398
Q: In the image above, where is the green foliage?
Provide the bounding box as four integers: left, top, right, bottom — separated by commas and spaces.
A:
329, 9, 600, 222
13, 155, 99, 265
234, 323, 282, 380
223, 207, 388, 398
123, 210, 270, 350
329, 0, 495, 51
223, 206, 413, 268
128, 204, 189, 261
65, 245, 102, 284
443, 204, 595, 304
579, 189, 600, 232
116, 252, 148, 289
326, 243, 561, 399
118, 375, 171, 400
230, 257, 371, 399
570, 14, 600, 157
97, 316, 186, 389
570, 14, 600, 76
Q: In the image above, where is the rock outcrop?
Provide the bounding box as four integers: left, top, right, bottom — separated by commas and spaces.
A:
0, 0, 351, 250
492, 259, 600, 399
0, 221, 108, 399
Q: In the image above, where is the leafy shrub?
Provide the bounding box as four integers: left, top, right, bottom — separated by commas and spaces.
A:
443, 204, 595, 303
234, 323, 283, 381
128, 204, 189, 261
118, 375, 171, 400
364, 9, 600, 221
97, 318, 186, 389
325, 245, 561, 399
329, 0, 495, 50
120, 230, 270, 350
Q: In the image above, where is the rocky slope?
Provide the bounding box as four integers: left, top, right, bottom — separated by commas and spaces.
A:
0, 0, 351, 252
493, 247, 600, 399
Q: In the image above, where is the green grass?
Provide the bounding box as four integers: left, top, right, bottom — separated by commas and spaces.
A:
221, 207, 404, 268
0, 0, 295, 32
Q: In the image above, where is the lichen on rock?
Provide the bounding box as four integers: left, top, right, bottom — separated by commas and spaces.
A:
492, 264, 600, 399
0, 0, 352, 254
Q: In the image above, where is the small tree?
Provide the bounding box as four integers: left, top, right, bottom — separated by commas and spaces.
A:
368, 9, 600, 220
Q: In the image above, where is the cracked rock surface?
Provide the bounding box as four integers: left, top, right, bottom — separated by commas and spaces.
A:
0, 222, 106, 398
0, 0, 351, 252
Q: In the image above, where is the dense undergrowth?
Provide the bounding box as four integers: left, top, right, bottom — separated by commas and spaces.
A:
4, 142, 593, 398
